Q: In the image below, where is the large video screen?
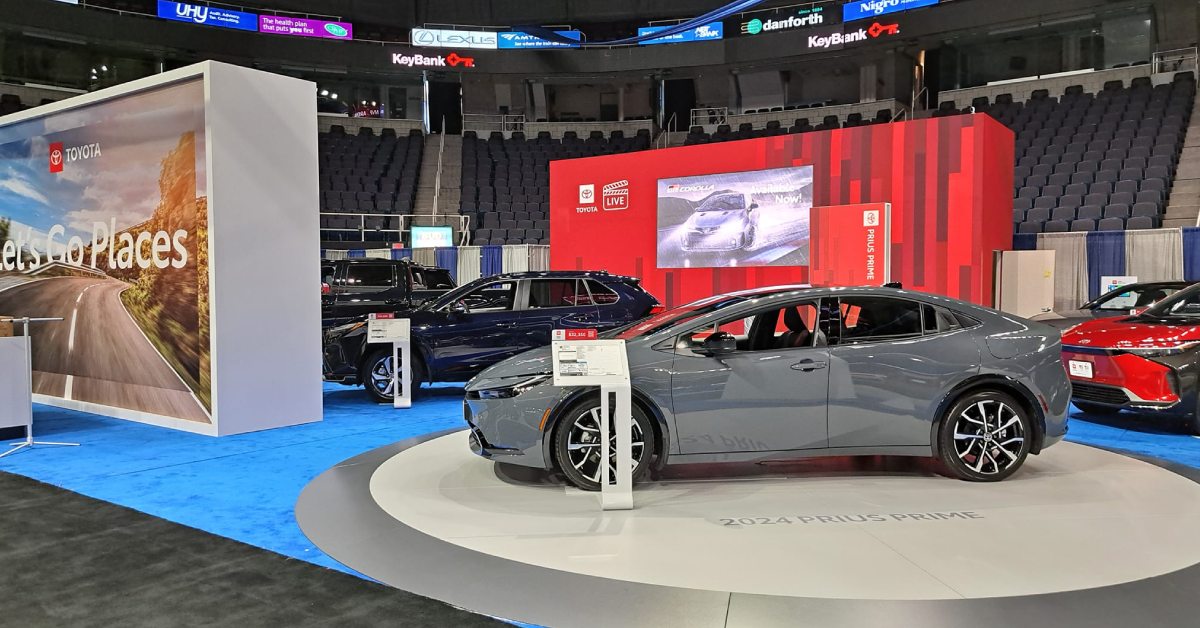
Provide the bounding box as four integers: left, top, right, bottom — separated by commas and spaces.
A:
656, 165, 812, 268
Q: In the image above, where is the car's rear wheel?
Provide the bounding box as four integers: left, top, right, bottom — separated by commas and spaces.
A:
938, 390, 1032, 482
363, 347, 426, 404
1074, 401, 1121, 416
553, 398, 656, 491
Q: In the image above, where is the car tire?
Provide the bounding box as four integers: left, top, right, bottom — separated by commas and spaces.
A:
744, 224, 757, 250
937, 390, 1032, 482
553, 397, 657, 492
363, 347, 426, 404
1073, 401, 1121, 416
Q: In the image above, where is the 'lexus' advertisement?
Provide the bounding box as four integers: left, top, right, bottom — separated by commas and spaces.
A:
656, 166, 813, 268
0, 79, 211, 423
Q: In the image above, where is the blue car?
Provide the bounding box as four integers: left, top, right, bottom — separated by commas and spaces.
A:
322, 271, 661, 402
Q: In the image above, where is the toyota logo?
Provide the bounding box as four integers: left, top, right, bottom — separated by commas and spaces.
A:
50, 149, 62, 166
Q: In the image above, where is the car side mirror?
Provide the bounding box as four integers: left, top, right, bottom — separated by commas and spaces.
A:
451, 300, 470, 316
1130, 306, 1148, 315
695, 331, 737, 356
749, 203, 759, 210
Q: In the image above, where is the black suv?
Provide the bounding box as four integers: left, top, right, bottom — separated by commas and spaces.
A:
323, 270, 661, 402
321, 259, 456, 328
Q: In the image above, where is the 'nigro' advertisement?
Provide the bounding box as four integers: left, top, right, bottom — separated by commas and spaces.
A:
0, 79, 211, 423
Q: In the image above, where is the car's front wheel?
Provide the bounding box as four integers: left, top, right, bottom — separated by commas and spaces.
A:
363, 347, 425, 404
553, 398, 656, 491
938, 390, 1032, 482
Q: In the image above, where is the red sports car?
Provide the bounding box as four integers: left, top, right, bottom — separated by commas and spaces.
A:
1060, 283, 1200, 434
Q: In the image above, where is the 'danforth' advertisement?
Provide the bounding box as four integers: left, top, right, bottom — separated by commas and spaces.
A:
0, 79, 211, 423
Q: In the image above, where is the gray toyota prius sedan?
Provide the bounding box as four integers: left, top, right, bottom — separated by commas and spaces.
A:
464, 285, 1070, 491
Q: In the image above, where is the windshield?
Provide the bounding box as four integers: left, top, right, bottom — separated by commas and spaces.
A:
421, 278, 490, 311
1090, 283, 1184, 311
697, 194, 744, 213
614, 294, 748, 339
1139, 283, 1200, 319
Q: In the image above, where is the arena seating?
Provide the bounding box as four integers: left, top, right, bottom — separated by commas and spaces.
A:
318, 125, 423, 242
996, 72, 1195, 233
683, 107, 895, 145
461, 128, 651, 245
0, 93, 57, 115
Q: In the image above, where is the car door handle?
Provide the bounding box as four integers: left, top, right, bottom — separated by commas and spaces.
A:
790, 359, 827, 372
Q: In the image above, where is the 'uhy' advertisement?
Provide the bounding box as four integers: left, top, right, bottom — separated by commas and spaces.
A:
0, 79, 211, 423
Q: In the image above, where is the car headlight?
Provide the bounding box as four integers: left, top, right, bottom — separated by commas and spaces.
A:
476, 374, 552, 399
1121, 342, 1198, 358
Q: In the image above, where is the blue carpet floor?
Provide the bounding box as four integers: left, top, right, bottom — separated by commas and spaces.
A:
2, 385, 1199, 579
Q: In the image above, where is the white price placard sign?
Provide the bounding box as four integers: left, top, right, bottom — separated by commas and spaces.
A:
551, 339, 630, 387
367, 315, 410, 342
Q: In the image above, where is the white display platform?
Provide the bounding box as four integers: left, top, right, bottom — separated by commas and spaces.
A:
368, 435, 1200, 601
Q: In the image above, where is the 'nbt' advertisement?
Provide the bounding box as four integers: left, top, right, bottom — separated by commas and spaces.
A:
0, 79, 211, 424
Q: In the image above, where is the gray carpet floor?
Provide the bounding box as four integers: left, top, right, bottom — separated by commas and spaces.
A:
0, 471, 504, 627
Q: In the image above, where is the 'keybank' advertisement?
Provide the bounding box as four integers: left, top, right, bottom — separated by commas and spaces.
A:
0, 79, 211, 423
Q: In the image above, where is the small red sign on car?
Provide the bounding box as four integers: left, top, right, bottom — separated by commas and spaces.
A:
552, 329, 598, 341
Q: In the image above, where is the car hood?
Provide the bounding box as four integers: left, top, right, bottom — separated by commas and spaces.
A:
466, 346, 554, 391
688, 211, 739, 228
1061, 317, 1200, 349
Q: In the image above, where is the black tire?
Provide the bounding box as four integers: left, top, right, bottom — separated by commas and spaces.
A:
362, 347, 426, 404
938, 390, 1033, 482
744, 223, 757, 250
1186, 413, 1200, 437
552, 397, 657, 491
1074, 401, 1121, 416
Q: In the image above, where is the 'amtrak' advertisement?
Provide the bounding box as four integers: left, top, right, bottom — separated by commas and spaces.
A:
0, 79, 211, 423
656, 165, 813, 269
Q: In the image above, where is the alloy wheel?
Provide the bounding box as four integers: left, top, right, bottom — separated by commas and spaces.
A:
952, 399, 1026, 475
369, 355, 395, 399
566, 407, 646, 485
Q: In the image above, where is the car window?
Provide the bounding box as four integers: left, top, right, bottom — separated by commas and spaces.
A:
836, 297, 922, 344
1096, 286, 1180, 310
584, 280, 620, 305
922, 303, 963, 334
527, 279, 588, 309
685, 301, 822, 352
456, 281, 517, 312
423, 269, 455, 289
344, 264, 393, 288
698, 194, 744, 212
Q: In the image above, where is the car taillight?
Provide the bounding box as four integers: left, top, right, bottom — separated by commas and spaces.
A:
321, 282, 331, 295
648, 305, 665, 315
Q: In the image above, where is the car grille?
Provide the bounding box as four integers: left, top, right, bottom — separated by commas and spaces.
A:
1072, 382, 1129, 405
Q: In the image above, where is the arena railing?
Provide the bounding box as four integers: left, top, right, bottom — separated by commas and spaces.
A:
939, 64, 1162, 112
320, 213, 471, 245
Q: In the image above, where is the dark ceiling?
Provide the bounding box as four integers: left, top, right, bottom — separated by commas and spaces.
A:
228, 0, 802, 28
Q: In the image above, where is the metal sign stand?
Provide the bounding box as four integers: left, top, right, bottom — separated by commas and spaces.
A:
1, 317, 78, 459
551, 334, 634, 511
368, 314, 412, 409
599, 381, 634, 510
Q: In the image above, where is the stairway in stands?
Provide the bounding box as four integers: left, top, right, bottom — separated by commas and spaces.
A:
1163, 92, 1200, 228
413, 134, 463, 227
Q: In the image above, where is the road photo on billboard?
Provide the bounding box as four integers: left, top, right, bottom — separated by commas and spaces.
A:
656, 165, 813, 268
0, 79, 211, 423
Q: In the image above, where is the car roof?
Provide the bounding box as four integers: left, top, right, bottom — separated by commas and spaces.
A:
474, 270, 636, 282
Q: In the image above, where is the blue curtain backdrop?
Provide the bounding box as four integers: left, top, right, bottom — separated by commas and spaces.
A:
481, 245, 504, 277
1085, 231, 1126, 300
435, 247, 459, 282
389, 248, 412, 261
1184, 228, 1200, 281
1012, 233, 1037, 250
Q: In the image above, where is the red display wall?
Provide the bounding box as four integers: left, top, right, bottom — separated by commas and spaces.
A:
550, 113, 1014, 308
